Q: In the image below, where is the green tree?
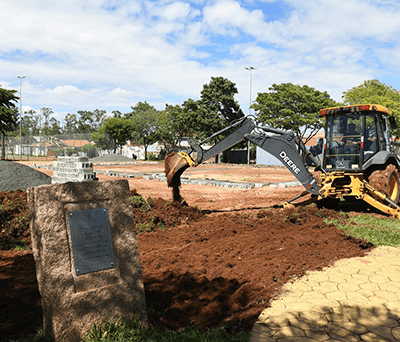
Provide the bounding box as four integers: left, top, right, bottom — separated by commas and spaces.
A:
23, 110, 40, 135
342, 79, 400, 136
155, 104, 195, 153
63, 113, 79, 133
252, 83, 337, 146
77, 109, 107, 132
0, 86, 19, 135
90, 131, 111, 150
183, 77, 244, 141
98, 117, 133, 153
127, 101, 159, 160
40, 107, 54, 135
46, 117, 62, 135
81, 143, 96, 158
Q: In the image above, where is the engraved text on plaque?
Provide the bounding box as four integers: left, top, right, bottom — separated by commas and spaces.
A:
68, 208, 115, 275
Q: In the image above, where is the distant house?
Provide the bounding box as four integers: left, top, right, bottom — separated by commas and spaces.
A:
122, 141, 163, 160
48, 139, 92, 156
24, 139, 93, 157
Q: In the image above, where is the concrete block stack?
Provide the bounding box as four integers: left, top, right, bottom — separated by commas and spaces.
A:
52, 154, 97, 184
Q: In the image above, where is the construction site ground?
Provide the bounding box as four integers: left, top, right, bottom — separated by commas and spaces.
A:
1, 160, 400, 341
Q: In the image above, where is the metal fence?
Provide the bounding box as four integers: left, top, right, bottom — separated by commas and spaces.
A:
1, 132, 115, 160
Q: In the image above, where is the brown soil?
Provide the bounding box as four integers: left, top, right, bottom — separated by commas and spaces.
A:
0, 164, 376, 341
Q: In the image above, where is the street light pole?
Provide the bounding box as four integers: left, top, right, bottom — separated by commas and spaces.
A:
17, 76, 26, 161
245, 67, 255, 115
245, 67, 255, 164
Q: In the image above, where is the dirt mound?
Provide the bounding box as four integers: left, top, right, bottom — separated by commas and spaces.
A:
0, 161, 51, 192
130, 191, 205, 232
0, 190, 30, 250
139, 205, 373, 333
0, 190, 374, 340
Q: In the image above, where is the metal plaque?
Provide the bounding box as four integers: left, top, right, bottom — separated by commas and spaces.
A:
68, 208, 115, 276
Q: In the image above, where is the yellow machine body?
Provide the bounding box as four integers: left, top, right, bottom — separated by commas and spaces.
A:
318, 171, 400, 218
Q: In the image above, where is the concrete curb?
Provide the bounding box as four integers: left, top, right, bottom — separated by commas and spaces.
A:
32, 164, 302, 189
150, 173, 301, 189
102, 172, 302, 189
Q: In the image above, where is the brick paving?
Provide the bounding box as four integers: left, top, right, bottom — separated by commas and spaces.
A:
250, 246, 400, 341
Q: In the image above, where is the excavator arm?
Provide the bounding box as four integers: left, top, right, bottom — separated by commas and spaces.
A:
165, 116, 322, 196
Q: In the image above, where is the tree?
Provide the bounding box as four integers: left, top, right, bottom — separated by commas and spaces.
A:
81, 143, 96, 158
23, 110, 40, 135
127, 101, 159, 160
0, 86, 19, 135
77, 109, 107, 133
183, 77, 244, 141
342, 79, 400, 136
46, 117, 62, 135
98, 117, 133, 153
90, 131, 111, 150
63, 113, 79, 133
155, 104, 195, 153
252, 83, 337, 146
40, 107, 54, 135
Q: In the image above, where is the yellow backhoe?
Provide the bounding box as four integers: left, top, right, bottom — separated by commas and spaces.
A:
165, 104, 400, 218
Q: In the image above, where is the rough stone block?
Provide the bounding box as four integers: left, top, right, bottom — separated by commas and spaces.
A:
28, 180, 147, 341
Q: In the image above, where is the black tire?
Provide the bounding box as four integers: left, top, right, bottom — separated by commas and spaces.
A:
368, 164, 400, 204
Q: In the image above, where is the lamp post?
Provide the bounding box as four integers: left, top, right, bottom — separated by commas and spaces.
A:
245, 67, 255, 115
17, 76, 26, 160
245, 67, 255, 163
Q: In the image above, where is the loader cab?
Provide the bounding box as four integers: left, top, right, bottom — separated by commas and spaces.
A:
320, 104, 391, 172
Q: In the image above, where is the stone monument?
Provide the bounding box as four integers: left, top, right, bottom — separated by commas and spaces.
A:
28, 179, 147, 341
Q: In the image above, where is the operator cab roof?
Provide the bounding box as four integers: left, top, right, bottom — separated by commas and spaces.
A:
320, 104, 389, 116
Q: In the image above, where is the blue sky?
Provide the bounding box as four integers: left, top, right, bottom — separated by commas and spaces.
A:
2, 0, 400, 125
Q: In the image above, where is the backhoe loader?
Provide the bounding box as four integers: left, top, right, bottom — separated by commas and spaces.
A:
165, 104, 400, 218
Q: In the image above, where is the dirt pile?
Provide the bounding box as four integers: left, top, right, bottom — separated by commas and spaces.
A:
0, 190, 30, 250
0, 161, 51, 192
138, 205, 373, 333
0, 189, 374, 340
130, 190, 204, 232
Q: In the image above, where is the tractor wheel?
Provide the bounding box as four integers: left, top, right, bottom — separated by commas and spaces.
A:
368, 164, 400, 204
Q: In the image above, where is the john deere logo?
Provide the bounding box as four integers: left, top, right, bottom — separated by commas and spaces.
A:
279, 151, 301, 174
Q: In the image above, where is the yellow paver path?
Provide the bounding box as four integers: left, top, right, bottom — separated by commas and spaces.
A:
250, 246, 400, 341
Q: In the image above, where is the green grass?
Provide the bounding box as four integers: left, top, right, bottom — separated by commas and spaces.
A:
326, 214, 400, 246
80, 317, 249, 342
17, 318, 249, 342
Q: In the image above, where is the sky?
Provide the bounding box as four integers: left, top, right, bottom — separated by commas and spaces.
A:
2, 0, 400, 126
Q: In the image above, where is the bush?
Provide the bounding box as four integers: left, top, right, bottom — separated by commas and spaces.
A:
82, 143, 97, 158
66, 148, 75, 156
147, 152, 158, 161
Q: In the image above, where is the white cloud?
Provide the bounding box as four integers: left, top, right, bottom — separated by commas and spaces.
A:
2, 0, 400, 122
48, 85, 83, 97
